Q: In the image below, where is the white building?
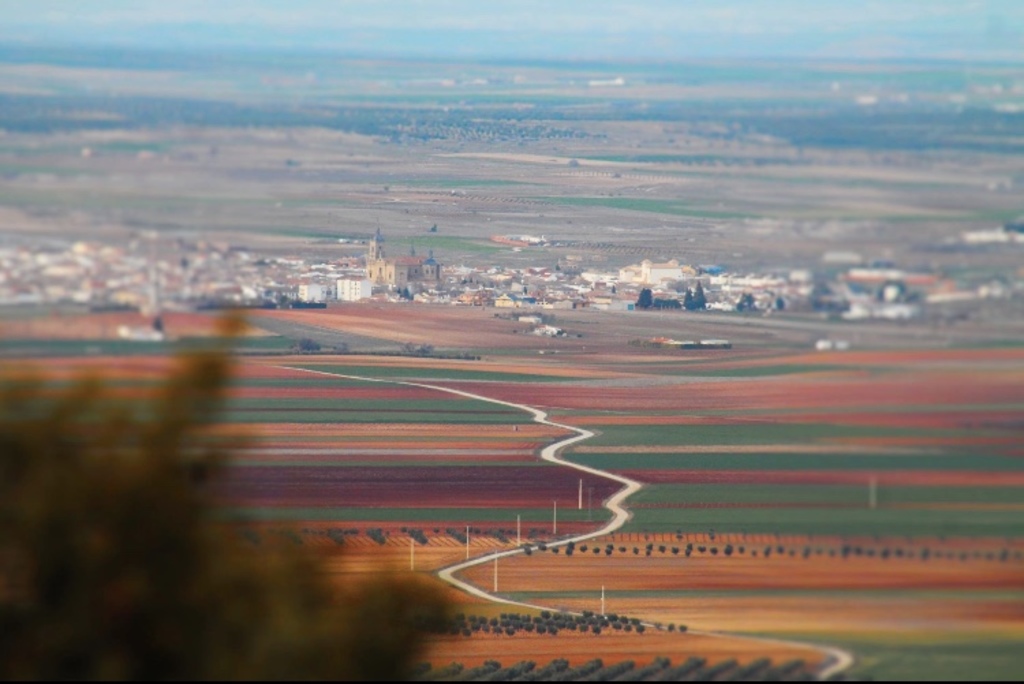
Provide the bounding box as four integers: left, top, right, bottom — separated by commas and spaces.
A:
816, 339, 851, 351
842, 302, 920, 321
709, 273, 787, 294
336, 277, 372, 302
640, 259, 685, 285
580, 271, 617, 284
618, 264, 643, 282
298, 283, 328, 302
619, 259, 695, 285
117, 325, 165, 342
961, 226, 1024, 244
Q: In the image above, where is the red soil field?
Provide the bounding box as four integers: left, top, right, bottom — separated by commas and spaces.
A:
229, 386, 450, 400
460, 549, 1024, 595
273, 307, 539, 352
211, 422, 565, 440
301, 536, 824, 669
434, 383, 697, 412
0, 311, 268, 340
765, 410, 1024, 430
422, 630, 819, 669
239, 523, 602, 560
232, 452, 539, 466
566, 415, 783, 426
316, 520, 600, 537
241, 440, 547, 450
735, 348, 1024, 368
218, 465, 620, 509
13, 355, 174, 380
437, 369, 1022, 413
546, 595, 1024, 637
315, 537, 514, 572
291, 359, 614, 381
258, 306, 611, 355
831, 435, 1017, 449
457, 541, 1024, 636
236, 362, 336, 379
235, 443, 548, 459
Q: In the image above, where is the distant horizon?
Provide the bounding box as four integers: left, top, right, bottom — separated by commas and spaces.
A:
1, 39, 1022, 68
2, 1, 1022, 63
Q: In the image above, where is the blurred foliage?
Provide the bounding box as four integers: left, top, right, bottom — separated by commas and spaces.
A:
0, 316, 449, 680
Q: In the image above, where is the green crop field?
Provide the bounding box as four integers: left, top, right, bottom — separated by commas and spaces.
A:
629, 484, 1024, 507
762, 634, 1024, 682
0, 338, 176, 358
296, 364, 576, 383
0, 335, 292, 358
414, 235, 505, 254
232, 376, 387, 389
567, 451, 1020, 472
232, 336, 296, 352
541, 196, 750, 219
577, 423, 953, 447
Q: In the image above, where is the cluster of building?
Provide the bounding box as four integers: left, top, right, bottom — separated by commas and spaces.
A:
0, 238, 262, 311
290, 233, 1018, 324
2, 227, 1020, 330
0, 236, 360, 311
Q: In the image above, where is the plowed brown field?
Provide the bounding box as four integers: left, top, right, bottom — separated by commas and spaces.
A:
456, 536, 1024, 637
302, 540, 828, 668
423, 629, 821, 669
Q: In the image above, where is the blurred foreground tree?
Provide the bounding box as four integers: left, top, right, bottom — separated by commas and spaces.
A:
0, 317, 448, 680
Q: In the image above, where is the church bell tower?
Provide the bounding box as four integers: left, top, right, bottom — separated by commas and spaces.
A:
369, 227, 386, 261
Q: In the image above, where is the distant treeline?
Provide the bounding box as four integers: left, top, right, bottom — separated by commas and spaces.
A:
2, 86, 1024, 153
0, 93, 585, 143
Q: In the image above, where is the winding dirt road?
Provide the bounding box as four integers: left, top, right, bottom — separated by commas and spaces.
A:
278, 365, 853, 680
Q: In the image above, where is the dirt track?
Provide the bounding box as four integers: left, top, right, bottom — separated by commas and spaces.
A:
278, 363, 855, 680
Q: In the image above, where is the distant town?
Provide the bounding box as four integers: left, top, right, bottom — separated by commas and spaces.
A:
3, 220, 1021, 341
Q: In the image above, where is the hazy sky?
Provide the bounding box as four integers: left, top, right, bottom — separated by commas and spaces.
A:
3, 0, 1022, 60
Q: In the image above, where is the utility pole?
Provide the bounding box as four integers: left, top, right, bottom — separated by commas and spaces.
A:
579, 479, 583, 510
516, 514, 521, 546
